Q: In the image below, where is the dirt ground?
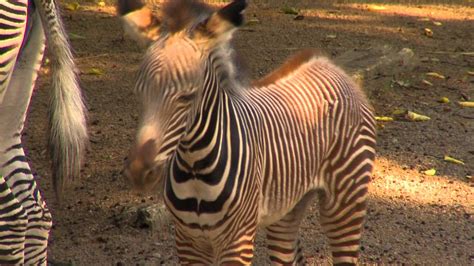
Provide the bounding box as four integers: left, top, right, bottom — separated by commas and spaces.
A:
24, 1, 473, 265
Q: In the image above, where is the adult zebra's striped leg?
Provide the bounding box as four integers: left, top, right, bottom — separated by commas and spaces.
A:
0, 176, 28, 264
265, 192, 316, 265
0, 8, 52, 265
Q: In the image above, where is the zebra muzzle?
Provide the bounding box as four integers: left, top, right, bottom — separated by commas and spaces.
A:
123, 139, 164, 192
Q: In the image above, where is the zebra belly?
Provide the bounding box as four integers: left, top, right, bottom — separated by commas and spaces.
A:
258, 189, 316, 227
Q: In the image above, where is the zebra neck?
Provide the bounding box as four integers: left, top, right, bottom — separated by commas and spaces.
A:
165, 61, 247, 216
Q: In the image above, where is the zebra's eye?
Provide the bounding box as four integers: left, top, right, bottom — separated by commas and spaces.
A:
176, 91, 196, 102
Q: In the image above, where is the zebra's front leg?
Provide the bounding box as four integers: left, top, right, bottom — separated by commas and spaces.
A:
174, 225, 214, 265
175, 226, 257, 265
265, 192, 316, 265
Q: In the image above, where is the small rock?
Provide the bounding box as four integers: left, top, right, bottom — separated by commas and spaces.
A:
294, 15, 305, 20
97, 236, 107, 243
135, 203, 171, 232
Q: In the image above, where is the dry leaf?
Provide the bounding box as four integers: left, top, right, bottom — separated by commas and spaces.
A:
426, 72, 446, 79
326, 34, 337, 39
444, 155, 465, 165
65, 2, 80, 11
368, 5, 387, 10
85, 68, 104, 76
394, 80, 410, 88
458, 101, 474, 108
375, 116, 394, 122
406, 111, 430, 121
422, 79, 433, 86
433, 21, 442, 26
69, 33, 86, 40
467, 71, 474, 76
392, 108, 406, 116
438, 97, 450, 104
466, 175, 472, 180
246, 18, 261, 26
424, 28, 433, 37
423, 168, 436, 176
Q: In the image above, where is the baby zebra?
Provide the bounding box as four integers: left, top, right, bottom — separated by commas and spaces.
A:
120, 0, 376, 264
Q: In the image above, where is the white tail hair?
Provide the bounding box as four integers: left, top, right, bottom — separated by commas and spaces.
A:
33, 0, 88, 200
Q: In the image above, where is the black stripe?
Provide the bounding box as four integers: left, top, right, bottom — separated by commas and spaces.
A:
0, 30, 23, 42
0, 4, 27, 16
2, 155, 28, 167
5, 168, 32, 179
5, 143, 22, 153
0, 22, 18, 30
7, 0, 27, 7
0, 13, 25, 24
0, 44, 19, 56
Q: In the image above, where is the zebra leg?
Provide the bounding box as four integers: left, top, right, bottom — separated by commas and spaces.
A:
174, 226, 214, 265
0, 176, 28, 264
265, 192, 316, 265
174, 224, 257, 265
318, 163, 372, 265
0, 0, 28, 104
0, 8, 52, 266
266, 216, 304, 265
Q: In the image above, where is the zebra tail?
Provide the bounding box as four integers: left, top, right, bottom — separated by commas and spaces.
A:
33, 0, 88, 201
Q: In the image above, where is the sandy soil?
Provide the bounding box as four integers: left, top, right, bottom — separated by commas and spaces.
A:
23, 1, 473, 265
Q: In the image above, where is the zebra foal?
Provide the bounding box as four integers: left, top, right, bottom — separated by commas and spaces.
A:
120, 0, 376, 264
0, 0, 87, 264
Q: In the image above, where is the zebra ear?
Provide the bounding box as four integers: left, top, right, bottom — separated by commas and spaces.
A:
217, 0, 247, 27
117, 0, 161, 48
195, 0, 247, 40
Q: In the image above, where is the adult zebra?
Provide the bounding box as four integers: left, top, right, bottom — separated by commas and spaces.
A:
120, 0, 376, 264
0, 0, 88, 264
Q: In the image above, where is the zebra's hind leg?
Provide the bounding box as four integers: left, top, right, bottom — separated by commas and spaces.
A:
0, 176, 28, 264
265, 192, 317, 265
0, 7, 52, 265
266, 216, 304, 265
318, 165, 372, 265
